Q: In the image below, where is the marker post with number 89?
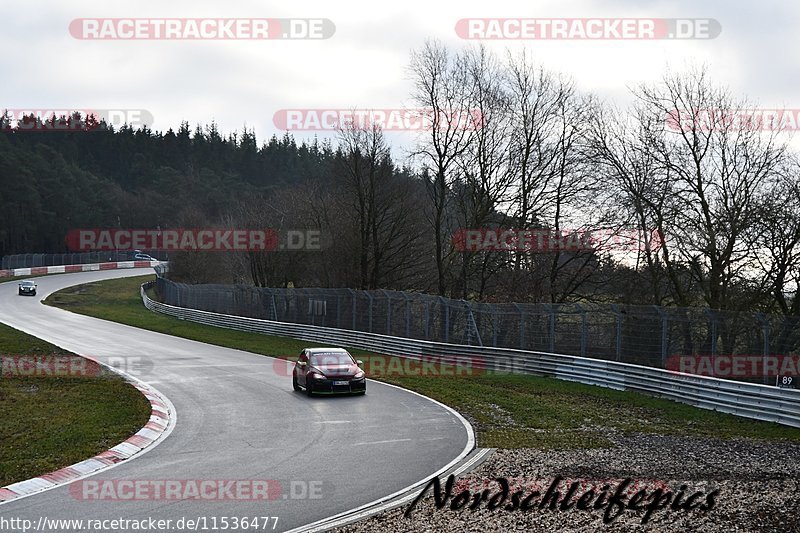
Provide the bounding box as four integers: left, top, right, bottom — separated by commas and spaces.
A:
776, 375, 797, 388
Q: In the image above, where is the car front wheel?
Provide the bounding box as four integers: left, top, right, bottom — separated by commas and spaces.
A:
306, 380, 314, 397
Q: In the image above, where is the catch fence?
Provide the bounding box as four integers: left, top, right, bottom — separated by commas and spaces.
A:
153, 273, 799, 384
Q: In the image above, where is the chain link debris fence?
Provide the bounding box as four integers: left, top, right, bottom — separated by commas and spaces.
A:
152, 271, 799, 384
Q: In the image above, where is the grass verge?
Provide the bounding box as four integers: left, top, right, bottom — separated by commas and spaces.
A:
45, 274, 800, 449
0, 322, 151, 486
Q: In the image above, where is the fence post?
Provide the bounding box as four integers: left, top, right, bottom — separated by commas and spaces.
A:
349, 289, 356, 330
705, 309, 718, 356
366, 292, 374, 333
441, 297, 450, 343
756, 313, 771, 385
548, 304, 556, 353
267, 290, 278, 321
611, 304, 622, 361
576, 303, 587, 358
461, 300, 483, 346
492, 308, 498, 347
513, 303, 525, 350
404, 293, 411, 338
296, 288, 304, 324
424, 300, 430, 339
381, 289, 392, 335
653, 306, 668, 367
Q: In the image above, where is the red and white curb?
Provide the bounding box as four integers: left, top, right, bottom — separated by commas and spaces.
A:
0, 375, 174, 504
0, 260, 160, 279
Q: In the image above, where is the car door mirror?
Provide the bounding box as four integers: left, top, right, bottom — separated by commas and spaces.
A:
356, 360, 363, 367
297, 361, 307, 368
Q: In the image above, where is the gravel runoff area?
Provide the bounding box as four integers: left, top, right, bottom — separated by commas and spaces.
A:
336, 429, 800, 532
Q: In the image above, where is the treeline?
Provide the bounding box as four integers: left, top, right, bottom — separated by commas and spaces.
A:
0, 121, 334, 256
3, 41, 799, 316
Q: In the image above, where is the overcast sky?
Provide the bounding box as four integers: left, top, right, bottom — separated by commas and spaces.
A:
5, 0, 797, 154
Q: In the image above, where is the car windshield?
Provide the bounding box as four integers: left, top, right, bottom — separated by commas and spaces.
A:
310, 352, 353, 366
20, 281, 35, 287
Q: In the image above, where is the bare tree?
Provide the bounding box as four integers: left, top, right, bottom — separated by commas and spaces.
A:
636, 67, 786, 311
504, 51, 602, 303
409, 40, 478, 295
336, 119, 428, 289
336, 120, 388, 288
587, 102, 680, 305
755, 162, 800, 315
452, 46, 516, 299
505, 51, 569, 237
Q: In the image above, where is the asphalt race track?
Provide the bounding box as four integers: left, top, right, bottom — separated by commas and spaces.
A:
0, 269, 471, 532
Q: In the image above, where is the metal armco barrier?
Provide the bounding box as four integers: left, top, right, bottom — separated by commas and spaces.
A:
141, 281, 800, 429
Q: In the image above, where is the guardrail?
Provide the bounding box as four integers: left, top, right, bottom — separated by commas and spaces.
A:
1, 260, 161, 278
141, 281, 800, 429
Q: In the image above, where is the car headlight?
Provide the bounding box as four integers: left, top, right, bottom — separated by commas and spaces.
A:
309, 372, 326, 380
354, 370, 365, 379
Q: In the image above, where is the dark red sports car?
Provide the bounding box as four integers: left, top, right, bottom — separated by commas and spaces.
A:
292, 347, 366, 396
